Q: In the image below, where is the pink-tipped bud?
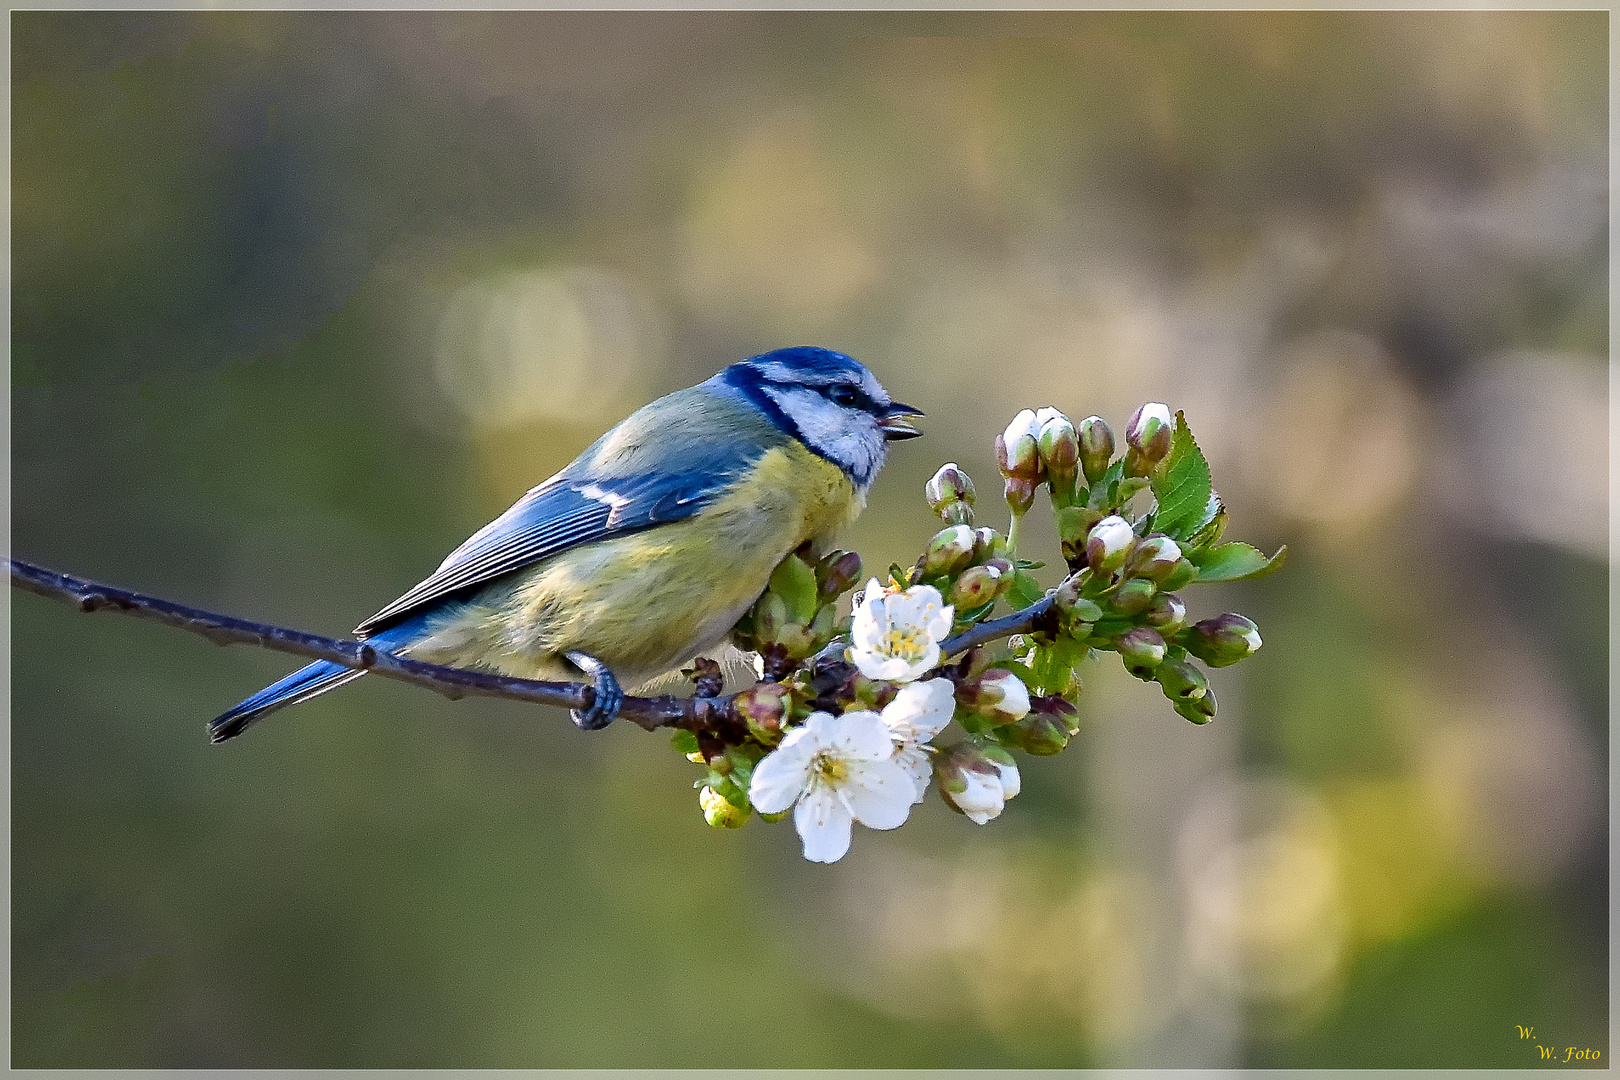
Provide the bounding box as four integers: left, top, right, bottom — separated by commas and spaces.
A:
1109, 576, 1157, 616
1085, 515, 1136, 574
924, 524, 978, 576
950, 562, 1007, 609
1115, 626, 1167, 679
935, 740, 1021, 823
1144, 592, 1188, 637
814, 550, 863, 601
1037, 409, 1079, 479
1077, 415, 1114, 484
957, 668, 1032, 725
1125, 402, 1174, 464
1183, 614, 1263, 667
972, 527, 1009, 563
925, 462, 976, 525
1011, 711, 1070, 755
997, 410, 1044, 481
1126, 534, 1183, 582
1053, 573, 1105, 626
734, 683, 789, 745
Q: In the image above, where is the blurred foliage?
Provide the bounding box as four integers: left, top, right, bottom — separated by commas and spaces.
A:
11, 10, 1606, 1067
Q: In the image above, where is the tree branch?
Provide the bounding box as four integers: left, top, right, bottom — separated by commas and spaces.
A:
7, 558, 711, 733
9, 557, 1058, 736
939, 594, 1054, 658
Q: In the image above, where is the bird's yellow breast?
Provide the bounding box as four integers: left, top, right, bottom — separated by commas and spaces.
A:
405, 443, 862, 687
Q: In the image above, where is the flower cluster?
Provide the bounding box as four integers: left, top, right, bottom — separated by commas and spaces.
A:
675, 401, 1279, 863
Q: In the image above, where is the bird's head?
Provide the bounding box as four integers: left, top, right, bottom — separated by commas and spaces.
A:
719, 346, 922, 490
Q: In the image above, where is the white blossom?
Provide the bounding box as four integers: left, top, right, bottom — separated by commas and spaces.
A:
879, 678, 957, 803
749, 710, 915, 863
847, 578, 954, 683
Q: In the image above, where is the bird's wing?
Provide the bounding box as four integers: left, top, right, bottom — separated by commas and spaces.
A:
354, 465, 747, 637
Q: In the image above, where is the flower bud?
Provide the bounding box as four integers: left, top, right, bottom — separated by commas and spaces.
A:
1085, 515, 1136, 574
1109, 576, 1157, 616
734, 683, 789, 745
935, 740, 1021, 824
1143, 592, 1188, 637
700, 785, 750, 829
950, 562, 1005, 609
1174, 684, 1217, 724
997, 410, 1044, 481
1114, 626, 1167, 679
815, 550, 863, 601
957, 668, 1031, 724
1037, 410, 1079, 499
925, 463, 976, 525
924, 525, 978, 575
1077, 415, 1115, 484
1056, 506, 1104, 565
1183, 614, 1263, 667
1003, 476, 1037, 515
1125, 402, 1173, 464
1053, 573, 1105, 627
1158, 558, 1199, 592
1156, 657, 1210, 703
1011, 711, 1070, 755
958, 645, 995, 681
971, 528, 1009, 563
1126, 534, 1183, 582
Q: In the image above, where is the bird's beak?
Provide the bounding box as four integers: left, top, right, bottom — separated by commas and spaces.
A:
879, 402, 924, 441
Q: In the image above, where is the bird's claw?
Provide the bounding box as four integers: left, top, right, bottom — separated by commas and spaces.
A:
566, 651, 622, 731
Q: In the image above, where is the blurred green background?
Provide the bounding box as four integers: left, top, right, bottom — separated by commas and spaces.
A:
11, 11, 1608, 1068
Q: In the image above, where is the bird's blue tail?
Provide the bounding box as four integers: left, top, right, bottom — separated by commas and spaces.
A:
209, 660, 366, 743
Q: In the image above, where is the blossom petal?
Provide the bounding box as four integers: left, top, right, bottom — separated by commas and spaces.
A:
848, 649, 915, 682
955, 769, 1006, 825
815, 709, 895, 763
884, 678, 956, 743
993, 758, 1021, 802
893, 745, 933, 803
748, 727, 817, 814
795, 783, 854, 863
839, 758, 916, 830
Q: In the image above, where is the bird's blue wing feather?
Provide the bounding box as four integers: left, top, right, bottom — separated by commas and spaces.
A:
354, 465, 750, 636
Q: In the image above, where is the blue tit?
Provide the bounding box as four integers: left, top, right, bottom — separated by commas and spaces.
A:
209, 346, 922, 741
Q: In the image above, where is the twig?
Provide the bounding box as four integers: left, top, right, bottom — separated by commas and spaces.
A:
939, 594, 1054, 657
9, 557, 1055, 734
7, 558, 709, 733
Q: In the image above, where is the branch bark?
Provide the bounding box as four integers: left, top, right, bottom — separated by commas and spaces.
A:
9, 557, 1053, 735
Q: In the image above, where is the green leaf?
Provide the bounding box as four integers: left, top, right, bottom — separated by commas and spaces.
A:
769, 556, 819, 624
1187, 542, 1288, 582
888, 562, 912, 588
670, 729, 700, 756
1150, 412, 1216, 541
1183, 499, 1227, 551
1008, 569, 1046, 610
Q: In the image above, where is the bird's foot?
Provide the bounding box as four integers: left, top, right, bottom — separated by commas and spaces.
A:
565, 651, 622, 730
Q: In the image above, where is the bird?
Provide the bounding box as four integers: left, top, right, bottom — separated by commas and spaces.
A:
209, 346, 922, 742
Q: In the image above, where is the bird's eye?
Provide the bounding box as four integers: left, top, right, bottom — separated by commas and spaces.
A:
826, 385, 859, 407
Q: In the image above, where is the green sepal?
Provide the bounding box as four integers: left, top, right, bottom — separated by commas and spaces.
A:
759, 808, 791, 823
1007, 570, 1046, 610
1015, 558, 1045, 570
1088, 459, 1126, 509
993, 659, 1038, 685
770, 555, 820, 624
670, 729, 700, 756
953, 600, 997, 629
1149, 411, 1217, 541
888, 562, 913, 588
1187, 542, 1288, 582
